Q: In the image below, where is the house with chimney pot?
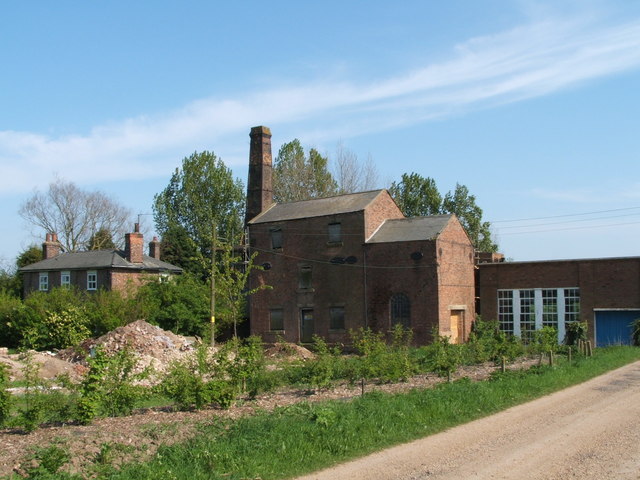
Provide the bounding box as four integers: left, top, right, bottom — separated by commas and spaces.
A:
20, 225, 182, 296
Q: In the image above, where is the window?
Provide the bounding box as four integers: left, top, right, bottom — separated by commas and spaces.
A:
564, 288, 580, 323
270, 309, 284, 331
60, 271, 71, 288
87, 271, 98, 291
498, 290, 514, 334
496, 288, 580, 344
328, 223, 342, 243
390, 293, 410, 328
39, 273, 48, 291
329, 306, 345, 331
519, 289, 535, 344
270, 228, 282, 249
299, 265, 312, 289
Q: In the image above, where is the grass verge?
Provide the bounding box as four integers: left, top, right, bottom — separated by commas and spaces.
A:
19, 347, 640, 480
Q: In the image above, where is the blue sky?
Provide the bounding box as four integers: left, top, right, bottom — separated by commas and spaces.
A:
1, 0, 639, 266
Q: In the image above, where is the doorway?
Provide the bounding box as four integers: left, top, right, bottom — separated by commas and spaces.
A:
300, 309, 314, 343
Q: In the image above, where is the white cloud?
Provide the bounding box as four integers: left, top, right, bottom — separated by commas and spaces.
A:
1, 8, 640, 194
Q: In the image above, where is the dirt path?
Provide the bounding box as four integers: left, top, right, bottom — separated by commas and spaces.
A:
296, 361, 640, 480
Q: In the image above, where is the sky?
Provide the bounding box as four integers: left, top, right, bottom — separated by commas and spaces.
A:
1, 0, 639, 267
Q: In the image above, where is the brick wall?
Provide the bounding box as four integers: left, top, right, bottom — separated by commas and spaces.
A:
477, 257, 640, 343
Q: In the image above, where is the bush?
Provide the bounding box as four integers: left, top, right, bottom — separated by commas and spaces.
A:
0, 290, 24, 348
564, 321, 588, 346
421, 334, 462, 381
0, 362, 12, 427
531, 326, 559, 354
76, 347, 150, 424
632, 318, 640, 347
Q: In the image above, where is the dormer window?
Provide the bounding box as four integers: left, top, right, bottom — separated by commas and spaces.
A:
270, 228, 282, 249
328, 223, 341, 244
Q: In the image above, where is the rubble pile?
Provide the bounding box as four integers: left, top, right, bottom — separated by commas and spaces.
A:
264, 342, 315, 361
57, 320, 196, 375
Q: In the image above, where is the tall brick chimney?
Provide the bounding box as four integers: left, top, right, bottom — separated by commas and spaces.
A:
42, 233, 61, 259
125, 223, 144, 264
149, 236, 161, 260
245, 126, 273, 225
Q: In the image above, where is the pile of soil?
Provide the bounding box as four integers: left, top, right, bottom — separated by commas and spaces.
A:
0, 351, 85, 382
264, 342, 315, 361
57, 320, 195, 376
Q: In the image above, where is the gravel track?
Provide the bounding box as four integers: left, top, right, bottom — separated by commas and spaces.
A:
296, 361, 640, 480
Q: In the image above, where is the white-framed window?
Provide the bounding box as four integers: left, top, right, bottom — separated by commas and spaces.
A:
87, 270, 98, 291
497, 288, 580, 344
60, 271, 71, 288
39, 272, 49, 291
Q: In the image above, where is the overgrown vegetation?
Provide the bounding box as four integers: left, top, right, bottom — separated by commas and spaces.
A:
92, 347, 640, 479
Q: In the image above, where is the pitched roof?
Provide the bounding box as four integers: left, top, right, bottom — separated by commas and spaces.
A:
248, 190, 386, 224
367, 215, 453, 243
19, 249, 183, 273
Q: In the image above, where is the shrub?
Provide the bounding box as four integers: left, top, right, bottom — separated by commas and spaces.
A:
564, 321, 588, 346
532, 327, 559, 354
421, 334, 463, 381
632, 318, 640, 347
0, 362, 12, 427
76, 347, 150, 424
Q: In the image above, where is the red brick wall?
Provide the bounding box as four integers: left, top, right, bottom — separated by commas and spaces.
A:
477, 257, 640, 343
435, 218, 476, 342
364, 191, 403, 240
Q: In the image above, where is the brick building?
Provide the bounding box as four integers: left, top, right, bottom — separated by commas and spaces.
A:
245, 126, 476, 345
20, 225, 182, 296
477, 257, 640, 347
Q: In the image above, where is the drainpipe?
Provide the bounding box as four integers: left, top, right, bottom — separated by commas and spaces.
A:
363, 248, 368, 328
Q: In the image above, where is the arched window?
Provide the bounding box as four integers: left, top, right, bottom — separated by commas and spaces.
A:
390, 293, 410, 328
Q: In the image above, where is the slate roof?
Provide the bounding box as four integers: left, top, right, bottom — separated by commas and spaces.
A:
248, 190, 386, 224
367, 215, 453, 244
20, 250, 183, 273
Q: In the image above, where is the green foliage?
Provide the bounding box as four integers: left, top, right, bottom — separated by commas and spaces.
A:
0, 290, 24, 348
348, 326, 415, 383
299, 336, 341, 391
422, 334, 463, 380
138, 273, 210, 337
16, 351, 48, 432
158, 224, 205, 278
273, 139, 337, 202
389, 172, 442, 217
443, 183, 497, 253
227, 336, 266, 395
532, 326, 559, 354
86, 289, 147, 336
153, 150, 245, 276
23, 441, 77, 479
159, 343, 235, 410
87, 227, 116, 250
464, 318, 524, 364
0, 362, 12, 427
632, 318, 640, 347
76, 347, 149, 424
564, 321, 588, 346
16, 245, 44, 269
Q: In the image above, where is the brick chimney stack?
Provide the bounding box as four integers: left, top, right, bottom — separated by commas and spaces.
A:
125, 223, 144, 263
245, 126, 273, 225
149, 236, 161, 260
42, 233, 61, 259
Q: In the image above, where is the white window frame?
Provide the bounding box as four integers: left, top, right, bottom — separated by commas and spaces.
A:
497, 288, 579, 343
60, 271, 71, 288
87, 270, 98, 291
39, 272, 48, 291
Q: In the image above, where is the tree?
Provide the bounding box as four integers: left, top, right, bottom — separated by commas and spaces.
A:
87, 228, 116, 250
0, 246, 43, 297
333, 142, 380, 194
153, 151, 245, 274
214, 241, 271, 337
159, 225, 206, 278
443, 183, 497, 253
390, 174, 498, 253
389, 173, 442, 217
19, 178, 133, 252
273, 140, 337, 202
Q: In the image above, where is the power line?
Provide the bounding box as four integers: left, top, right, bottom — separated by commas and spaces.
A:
497, 220, 640, 236
491, 206, 640, 224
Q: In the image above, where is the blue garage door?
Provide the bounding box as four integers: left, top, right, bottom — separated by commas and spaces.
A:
595, 310, 640, 347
